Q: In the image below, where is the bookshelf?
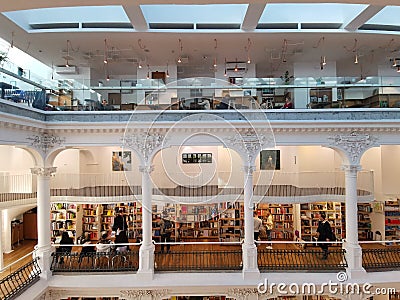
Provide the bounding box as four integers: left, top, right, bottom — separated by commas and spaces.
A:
82, 204, 101, 241
50, 203, 82, 243
101, 203, 136, 238
176, 204, 219, 241
384, 199, 400, 243
300, 202, 342, 241
218, 202, 243, 242
257, 203, 294, 240
101, 203, 116, 234
130, 202, 142, 241
357, 203, 372, 241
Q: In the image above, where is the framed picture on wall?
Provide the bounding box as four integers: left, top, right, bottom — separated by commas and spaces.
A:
260, 150, 280, 170
112, 151, 132, 171
182, 153, 212, 164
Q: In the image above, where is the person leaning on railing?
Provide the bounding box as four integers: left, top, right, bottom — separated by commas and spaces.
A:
96, 232, 113, 253
56, 231, 74, 264
115, 230, 129, 253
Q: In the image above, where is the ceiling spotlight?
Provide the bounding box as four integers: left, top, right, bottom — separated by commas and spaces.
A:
234, 58, 238, 72
213, 57, 217, 68
103, 39, 108, 64
166, 63, 170, 78
224, 58, 227, 76
397, 66, 400, 73
393, 59, 397, 67
65, 60, 70, 68
322, 56, 326, 66
138, 62, 142, 69
354, 53, 358, 64
177, 39, 183, 64
245, 38, 252, 64
106, 75, 110, 81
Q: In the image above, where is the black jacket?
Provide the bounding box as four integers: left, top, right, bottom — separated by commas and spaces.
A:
317, 220, 333, 241
112, 214, 128, 232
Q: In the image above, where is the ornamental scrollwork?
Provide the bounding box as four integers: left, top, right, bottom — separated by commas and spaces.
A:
226, 129, 274, 164
120, 289, 169, 299
30, 167, 57, 177
27, 132, 65, 155
328, 131, 378, 164
227, 287, 259, 299
122, 133, 165, 163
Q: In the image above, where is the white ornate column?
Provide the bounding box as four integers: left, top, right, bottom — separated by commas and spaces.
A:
31, 166, 56, 279
328, 131, 377, 279
138, 164, 155, 280
242, 164, 259, 279
122, 132, 165, 280
343, 164, 365, 277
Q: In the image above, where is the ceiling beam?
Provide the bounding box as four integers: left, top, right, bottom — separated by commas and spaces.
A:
242, 2, 266, 31
123, 4, 148, 31
344, 4, 385, 31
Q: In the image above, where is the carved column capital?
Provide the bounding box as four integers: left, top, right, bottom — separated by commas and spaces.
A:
27, 132, 65, 155
30, 167, 57, 177
243, 165, 257, 175
123, 132, 165, 163
328, 131, 378, 164
341, 164, 362, 174
139, 165, 155, 174
226, 129, 273, 164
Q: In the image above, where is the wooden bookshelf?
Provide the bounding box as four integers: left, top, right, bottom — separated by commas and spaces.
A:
384, 199, 400, 244
50, 203, 81, 243
300, 201, 342, 241
82, 204, 101, 241
257, 203, 294, 240
218, 202, 243, 242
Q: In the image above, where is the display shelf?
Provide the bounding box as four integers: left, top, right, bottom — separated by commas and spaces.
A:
384, 199, 400, 244
82, 204, 101, 241
300, 202, 342, 241
50, 203, 81, 242
357, 203, 372, 241
176, 204, 219, 241
218, 202, 243, 242
257, 203, 294, 240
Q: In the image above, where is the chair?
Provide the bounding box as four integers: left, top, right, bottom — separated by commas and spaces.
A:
375, 231, 382, 241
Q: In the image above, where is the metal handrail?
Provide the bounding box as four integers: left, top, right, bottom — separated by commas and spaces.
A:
0, 257, 41, 300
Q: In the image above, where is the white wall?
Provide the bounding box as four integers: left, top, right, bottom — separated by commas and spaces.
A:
381, 145, 400, 195
361, 147, 384, 237
0, 146, 34, 174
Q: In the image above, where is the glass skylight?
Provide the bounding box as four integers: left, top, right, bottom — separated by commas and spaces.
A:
366, 6, 400, 26
259, 3, 367, 24
140, 4, 248, 24
3, 6, 130, 32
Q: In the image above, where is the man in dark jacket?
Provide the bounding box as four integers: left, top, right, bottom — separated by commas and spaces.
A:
112, 208, 128, 232
316, 212, 333, 260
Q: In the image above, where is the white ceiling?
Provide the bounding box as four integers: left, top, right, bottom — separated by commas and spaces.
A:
1, 0, 400, 81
